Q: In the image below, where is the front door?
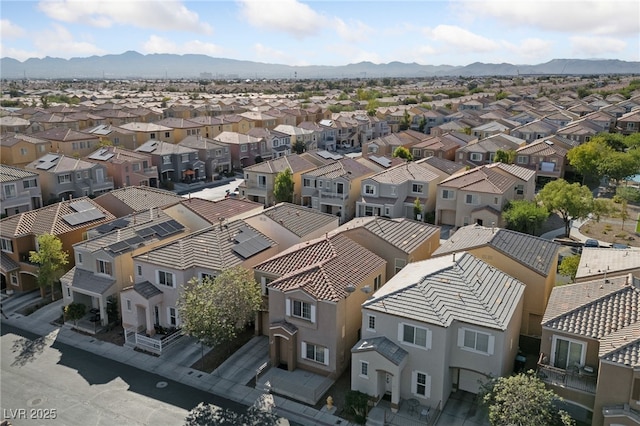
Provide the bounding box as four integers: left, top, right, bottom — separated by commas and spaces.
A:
154, 306, 159, 326
385, 373, 393, 395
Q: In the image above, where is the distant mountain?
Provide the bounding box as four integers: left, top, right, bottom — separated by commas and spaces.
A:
0, 52, 638, 79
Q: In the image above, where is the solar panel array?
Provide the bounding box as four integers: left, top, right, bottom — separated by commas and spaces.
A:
88, 148, 115, 161
106, 220, 184, 254
232, 226, 271, 259
35, 154, 60, 170
62, 208, 106, 226
94, 217, 131, 234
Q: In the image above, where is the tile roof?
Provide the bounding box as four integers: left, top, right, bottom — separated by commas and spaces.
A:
94, 186, 184, 213
243, 154, 317, 174
364, 252, 525, 330
135, 140, 196, 155
420, 156, 466, 176
543, 274, 639, 367
433, 224, 559, 275
255, 233, 386, 302
438, 165, 516, 194
485, 162, 537, 182
261, 203, 337, 238
366, 161, 440, 185
176, 197, 263, 224
0, 197, 116, 237
0, 133, 51, 148
351, 336, 408, 366
0, 164, 38, 182
576, 247, 640, 280
303, 157, 373, 180
26, 154, 96, 173
61, 266, 116, 295
134, 281, 163, 299
1, 252, 19, 273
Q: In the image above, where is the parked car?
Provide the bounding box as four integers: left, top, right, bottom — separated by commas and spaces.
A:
612, 243, 630, 249
584, 239, 599, 248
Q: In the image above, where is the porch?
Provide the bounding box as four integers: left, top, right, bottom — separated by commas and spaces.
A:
537, 363, 597, 394
124, 325, 184, 355
65, 309, 105, 334
367, 397, 442, 426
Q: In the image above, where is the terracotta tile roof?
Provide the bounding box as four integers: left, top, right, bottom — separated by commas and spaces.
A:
94, 186, 184, 214
176, 197, 263, 224
261, 203, 337, 238
255, 233, 386, 302
304, 157, 373, 180
0, 197, 116, 237
367, 161, 440, 185
0, 164, 38, 182
439, 165, 515, 194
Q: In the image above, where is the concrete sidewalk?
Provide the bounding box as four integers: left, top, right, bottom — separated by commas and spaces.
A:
1, 300, 351, 426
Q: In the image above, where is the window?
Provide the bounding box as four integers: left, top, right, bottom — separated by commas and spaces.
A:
360, 361, 369, 378
241, 144, 248, 152
165, 132, 170, 139
126, 299, 132, 311
459, 328, 494, 355
494, 197, 499, 205
303, 342, 327, 365
632, 378, 640, 401
465, 194, 479, 205
318, 180, 323, 188
181, 153, 189, 163
66, 285, 71, 296
367, 314, 376, 331
158, 270, 175, 288
96, 259, 113, 276
77, 253, 83, 264
136, 265, 142, 276
3, 184, 16, 198
150, 133, 156, 139
412, 183, 424, 194
364, 184, 375, 195
20, 147, 28, 156
163, 156, 171, 165
132, 163, 141, 172
336, 183, 344, 194
113, 137, 120, 146
441, 189, 455, 199
23, 179, 38, 189
394, 258, 406, 274
258, 175, 266, 187
292, 300, 311, 320
516, 155, 528, 164
515, 184, 524, 195
168, 307, 178, 326
413, 371, 431, 398
303, 178, 312, 187
551, 336, 585, 370
374, 274, 382, 291
470, 153, 483, 162
58, 174, 72, 184
10, 272, 18, 286
201, 272, 215, 282
400, 323, 431, 349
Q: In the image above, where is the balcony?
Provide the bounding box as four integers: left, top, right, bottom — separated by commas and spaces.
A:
602, 404, 640, 423
89, 177, 115, 192
319, 190, 347, 200
537, 360, 597, 394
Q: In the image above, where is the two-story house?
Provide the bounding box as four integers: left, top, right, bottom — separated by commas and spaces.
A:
617, 109, 640, 135
178, 135, 232, 179
61, 209, 190, 333
118, 122, 176, 145
301, 158, 375, 224
351, 252, 525, 414
94, 186, 184, 218
433, 224, 560, 336
538, 274, 640, 426
25, 153, 114, 203
455, 133, 524, 168
85, 124, 138, 150
135, 140, 204, 184
85, 146, 158, 188
356, 159, 441, 219
0, 133, 53, 167
246, 127, 292, 160
0, 198, 115, 293
30, 127, 101, 158
435, 163, 536, 228
515, 139, 568, 184
153, 117, 202, 143
0, 165, 42, 217
212, 131, 264, 168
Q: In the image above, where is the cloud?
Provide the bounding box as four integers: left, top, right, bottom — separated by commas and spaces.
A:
253, 43, 290, 63
426, 25, 501, 53
333, 18, 374, 43
0, 45, 40, 62
503, 38, 554, 60
37, 0, 212, 34
141, 35, 225, 56
33, 23, 106, 57
461, 0, 639, 36
237, 0, 325, 38
1, 19, 26, 39
570, 36, 627, 56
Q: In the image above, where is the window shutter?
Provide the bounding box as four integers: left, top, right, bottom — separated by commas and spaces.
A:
457, 328, 465, 347
323, 348, 329, 366
301, 341, 307, 359
310, 304, 316, 323
398, 323, 404, 342
427, 329, 432, 350
425, 373, 432, 398
411, 370, 417, 394
488, 335, 495, 355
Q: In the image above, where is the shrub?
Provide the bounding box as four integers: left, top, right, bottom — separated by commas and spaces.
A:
616, 186, 640, 203
345, 390, 369, 424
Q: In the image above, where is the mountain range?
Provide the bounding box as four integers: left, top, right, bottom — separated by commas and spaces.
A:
1, 51, 638, 80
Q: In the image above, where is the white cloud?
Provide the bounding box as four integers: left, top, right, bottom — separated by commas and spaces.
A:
333, 18, 374, 43
141, 35, 225, 56
237, 0, 326, 38
37, 0, 212, 34
253, 43, 290, 63
570, 36, 627, 56
461, 0, 639, 36
33, 24, 107, 57
1, 19, 26, 39
426, 25, 501, 53
0, 45, 40, 62
503, 38, 554, 60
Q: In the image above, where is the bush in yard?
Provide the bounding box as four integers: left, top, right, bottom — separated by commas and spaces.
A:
345, 390, 369, 424
64, 303, 86, 324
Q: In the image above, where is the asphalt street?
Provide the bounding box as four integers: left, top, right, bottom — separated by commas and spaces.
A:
1, 324, 247, 426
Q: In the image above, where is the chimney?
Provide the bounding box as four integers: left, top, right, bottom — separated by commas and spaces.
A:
452, 252, 456, 263
491, 221, 495, 233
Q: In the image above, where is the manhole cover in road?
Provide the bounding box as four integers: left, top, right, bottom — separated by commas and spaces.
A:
28, 398, 43, 406
156, 381, 168, 388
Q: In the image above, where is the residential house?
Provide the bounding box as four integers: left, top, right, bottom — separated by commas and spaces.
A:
556, 119, 605, 144
27, 113, 79, 133
178, 135, 232, 179
433, 224, 559, 336
575, 247, 640, 283
515, 139, 568, 183
409, 108, 446, 135
356, 159, 442, 219
618, 109, 640, 135
300, 157, 375, 224
25, 153, 114, 203
31, 127, 101, 158
217, 114, 256, 134
247, 127, 292, 160
455, 133, 524, 168
299, 121, 337, 152
254, 233, 386, 387
435, 163, 536, 229
135, 140, 204, 184
471, 119, 520, 140
188, 116, 234, 139
118, 122, 176, 145
510, 118, 560, 142
85, 146, 158, 188
363, 134, 405, 157
0, 133, 53, 167
351, 252, 524, 413
162, 197, 264, 231
239, 154, 318, 206
538, 274, 640, 425
0, 198, 115, 293
212, 131, 264, 168
153, 117, 202, 143
93, 186, 184, 218
408, 132, 475, 161
121, 219, 278, 337
0, 165, 42, 217
0, 116, 31, 134
334, 216, 440, 280
85, 124, 137, 150
239, 111, 277, 130
274, 124, 317, 152
61, 209, 190, 333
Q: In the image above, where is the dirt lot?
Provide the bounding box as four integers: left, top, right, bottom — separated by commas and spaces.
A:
579, 202, 640, 247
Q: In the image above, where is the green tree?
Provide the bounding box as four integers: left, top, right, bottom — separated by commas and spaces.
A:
502, 200, 549, 235
480, 371, 575, 426
537, 179, 593, 237
184, 403, 279, 426
495, 149, 516, 164
392, 146, 413, 161
399, 110, 411, 131
413, 199, 423, 221
558, 254, 581, 282
64, 302, 86, 325
567, 139, 611, 184
29, 234, 69, 300
273, 168, 294, 203
178, 266, 262, 357
293, 140, 306, 154
417, 116, 427, 133
598, 150, 640, 184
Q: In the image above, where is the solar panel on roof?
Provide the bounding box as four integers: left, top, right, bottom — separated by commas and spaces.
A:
111, 218, 130, 228
232, 227, 271, 259
136, 226, 156, 238
35, 162, 56, 170
62, 208, 106, 226
108, 241, 130, 253
125, 235, 144, 246
88, 149, 115, 161
95, 223, 115, 234
70, 200, 96, 212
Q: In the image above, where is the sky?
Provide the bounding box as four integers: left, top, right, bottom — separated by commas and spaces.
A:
1, 0, 639, 67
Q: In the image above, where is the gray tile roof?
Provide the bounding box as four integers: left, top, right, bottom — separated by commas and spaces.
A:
433, 225, 559, 276
420, 156, 466, 176
94, 186, 184, 214
262, 203, 337, 238
177, 197, 263, 224
61, 266, 116, 295
1, 252, 19, 273
352, 336, 408, 366
576, 247, 640, 280
134, 281, 163, 299
367, 161, 440, 185
438, 165, 517, 194
0, 164, 38, 182
364, 252, 525, 330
